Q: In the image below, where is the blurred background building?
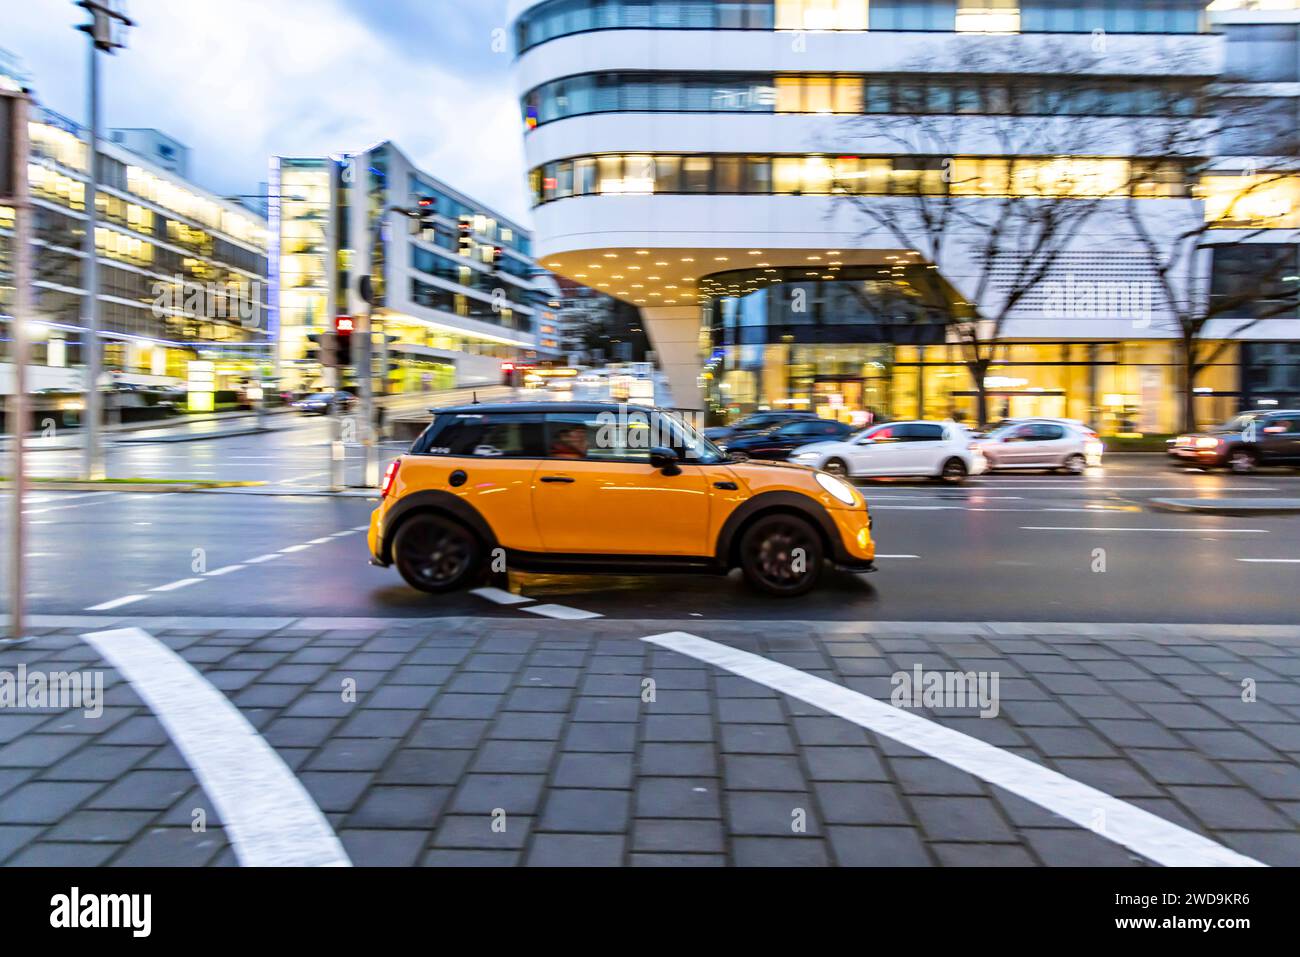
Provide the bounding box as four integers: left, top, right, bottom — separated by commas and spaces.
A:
510, 0, 1300, 432
270, 141, 559, 395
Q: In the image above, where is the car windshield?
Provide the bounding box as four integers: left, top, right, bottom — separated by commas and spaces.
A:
1218, 414, 1259, 432
674, 415, 728, 464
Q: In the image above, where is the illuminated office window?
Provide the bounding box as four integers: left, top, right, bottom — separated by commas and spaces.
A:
775, 0, 869, 30
1201, 174, 1300, 228
956, 0, 1020, 33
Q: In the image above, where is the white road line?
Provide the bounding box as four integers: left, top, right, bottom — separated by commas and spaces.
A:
80, 627, 350, 867
470, 587, 534, 606
279, 544, 313, 553
85, 594, 148, 611
981, 485, 1281, 492
308, 537, 334, 545
352, 525, 369, 532
206, 565, 245, 577
1238, 558, 1300, 564
330, 530, 357, 538
1021, 526, 1268, 534
643, 630, 1263, 868
523, 603, 603, 620
245, 553, 283, 564
151, 578, 202, 592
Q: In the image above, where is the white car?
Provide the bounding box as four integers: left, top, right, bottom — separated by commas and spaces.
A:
788, 420, 986, 484
977, 419, 1103, 473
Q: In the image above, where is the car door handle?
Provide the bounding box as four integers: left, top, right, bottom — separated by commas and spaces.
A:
540, 475, 574, 484
713, 481, 738, 490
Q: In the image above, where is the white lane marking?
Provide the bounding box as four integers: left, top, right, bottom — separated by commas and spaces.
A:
308, 537, 334, 545
85, 594, 148, 611
1238, 558, 1300, 564
875, 554, 920, 559
643, 631, 1263, 868
205, 565, 245, 577
470, 587, 534, 606
1021, 526, 1268, 534
81, 627, 350, 867
330, 530, 357, 538
872, 505, 1127, 513
279, 544, 313, 553
523, 603, 603, 620
245, 553, 283, 564
151, 578, 203, 593
352, 525, 369, 532
980, 485, 1281, 492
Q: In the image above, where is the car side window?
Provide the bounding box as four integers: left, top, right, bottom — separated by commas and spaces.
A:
1036, 424, 1066, 441
908, 424, 944, 442
414, 413, 546, 457
545, 411, 666, 462
1265, 417, 1297, 434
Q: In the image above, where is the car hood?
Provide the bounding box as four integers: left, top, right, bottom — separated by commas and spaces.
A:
787, 440, 845, 456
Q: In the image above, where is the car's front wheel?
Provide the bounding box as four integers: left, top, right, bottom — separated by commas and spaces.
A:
822, 458, 849, 477
1229, 448, 1258, 474
393, 513, 484, 594
739, 513, 825, 597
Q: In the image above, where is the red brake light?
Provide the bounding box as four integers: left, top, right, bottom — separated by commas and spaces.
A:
381, 460, 399, 498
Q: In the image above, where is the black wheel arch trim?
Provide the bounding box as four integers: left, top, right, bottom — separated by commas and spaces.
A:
715, 491, 850, 569
380, 491, 499, 565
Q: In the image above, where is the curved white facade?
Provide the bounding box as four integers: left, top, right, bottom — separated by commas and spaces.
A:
510, 1, 1295, 429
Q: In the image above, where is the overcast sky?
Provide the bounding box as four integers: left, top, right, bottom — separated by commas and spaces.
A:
5, 0, 531, 222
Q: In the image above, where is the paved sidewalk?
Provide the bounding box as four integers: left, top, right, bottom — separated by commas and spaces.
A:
1, 616, 1298, 866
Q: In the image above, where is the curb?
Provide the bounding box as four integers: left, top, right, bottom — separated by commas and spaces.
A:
1150, 497, 1300, 516
2, 480, 268, 493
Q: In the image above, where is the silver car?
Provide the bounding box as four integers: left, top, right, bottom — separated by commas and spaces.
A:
977, 419, 1103, 473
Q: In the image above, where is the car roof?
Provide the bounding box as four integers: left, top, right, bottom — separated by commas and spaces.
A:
431, 401, 660, 415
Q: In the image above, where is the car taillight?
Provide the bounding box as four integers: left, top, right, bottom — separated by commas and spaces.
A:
381, 460, 399, 498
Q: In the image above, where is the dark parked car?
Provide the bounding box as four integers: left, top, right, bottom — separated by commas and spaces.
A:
702, 410, 819, 443
292, 391, 357, 415
720, 418, 855, 462
1168, 410, 1300, 473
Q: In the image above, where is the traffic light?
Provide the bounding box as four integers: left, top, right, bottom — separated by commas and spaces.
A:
501, 361, 516, 387
305, 331, 337, 370
335, 315, 354, 368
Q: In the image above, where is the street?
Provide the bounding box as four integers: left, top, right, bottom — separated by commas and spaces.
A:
1, 427, 1298, 869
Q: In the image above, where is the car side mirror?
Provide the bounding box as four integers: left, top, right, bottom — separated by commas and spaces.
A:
649, 446, 681, 475
856, 437, 875, 445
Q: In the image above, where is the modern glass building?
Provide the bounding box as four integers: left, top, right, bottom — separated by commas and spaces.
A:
270, 141, 557, 395
1, 99, 271, 395
510, 0, 1300, 432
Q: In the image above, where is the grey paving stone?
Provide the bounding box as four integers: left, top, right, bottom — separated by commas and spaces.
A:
44, 810, 155, 844
722, 723, 798, 754
889, 757, 986, 796
717, 698, 786, 724
335, 709, 422, 739
563, 722, 637, 752
933, 842, 1036, 866
828, 826, 932, 866
98, 715, 169, 746
110, 827, 226, 867
505, 687, 574, 712
1217, 831, 1300, 867
802, 746, 889, 782
632, 819, 725, 854
306, 738, 400, 772
630, 852, 726, 866
1168, 786, 1295, 830
0, 733, 89, 768
85, 771, 192, 811
378, 749, 474, 786
642, 714, 714, 743
40, 745, 153, 782
1089, 719, 1185, 749
0, 824, 44, 863
1049, 759, 1163, 798
263, 717, 343, 749
816, 781, 911, 826
732, 836, 829, 867
634, 777, 722, 819
638, 743, 717, 777
1180, 730, 1279, 761
912, 796, 1017, 843
1220, 761, 1300, 800
791, 716, 871, 747
430, 693, 506, 719
728, 791, 820, 836
722, 755, 808, 791
8, 842, 119, 867
365, 686, 440, 709
433, 814, 534, 850
297, 771, 373, 812
553, 752, 633, 789
538, 788, 631, 833
347, 786, 450, 829
1023, 828, 1144, 867
1058, 696, 1145, 720
408, 719, 489, 749
526, 833, 624, 866
231, 684, 303, 708
451, 774, 547, 815
1021, 726, 1119, 758
422, 848, 519, 866
490, 712, 566, 741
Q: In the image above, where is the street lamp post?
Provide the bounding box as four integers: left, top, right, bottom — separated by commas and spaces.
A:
75, 0, 132, 482
3, 88, 34, 645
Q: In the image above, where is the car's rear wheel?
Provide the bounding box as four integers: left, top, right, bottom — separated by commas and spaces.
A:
939, 457, 968, 484
393, 513, 483, 594
1229, 448, 1257, 474
739, 513, 824, 597
1061, 453, 1086, 474
728, 451, 751, 463
822, 458, 849, 477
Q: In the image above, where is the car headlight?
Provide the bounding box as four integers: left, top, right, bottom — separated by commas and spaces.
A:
815, 471, 858, 506
1195, 436, 1220, 449
790, 451, 817, 460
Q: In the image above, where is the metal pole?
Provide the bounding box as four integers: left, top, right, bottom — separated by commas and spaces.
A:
81, 37, 105, 480
6, 93, 33, 644
359, 214, 383, 488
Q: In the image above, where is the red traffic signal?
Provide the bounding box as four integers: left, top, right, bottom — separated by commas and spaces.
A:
335, 316, 355, 335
